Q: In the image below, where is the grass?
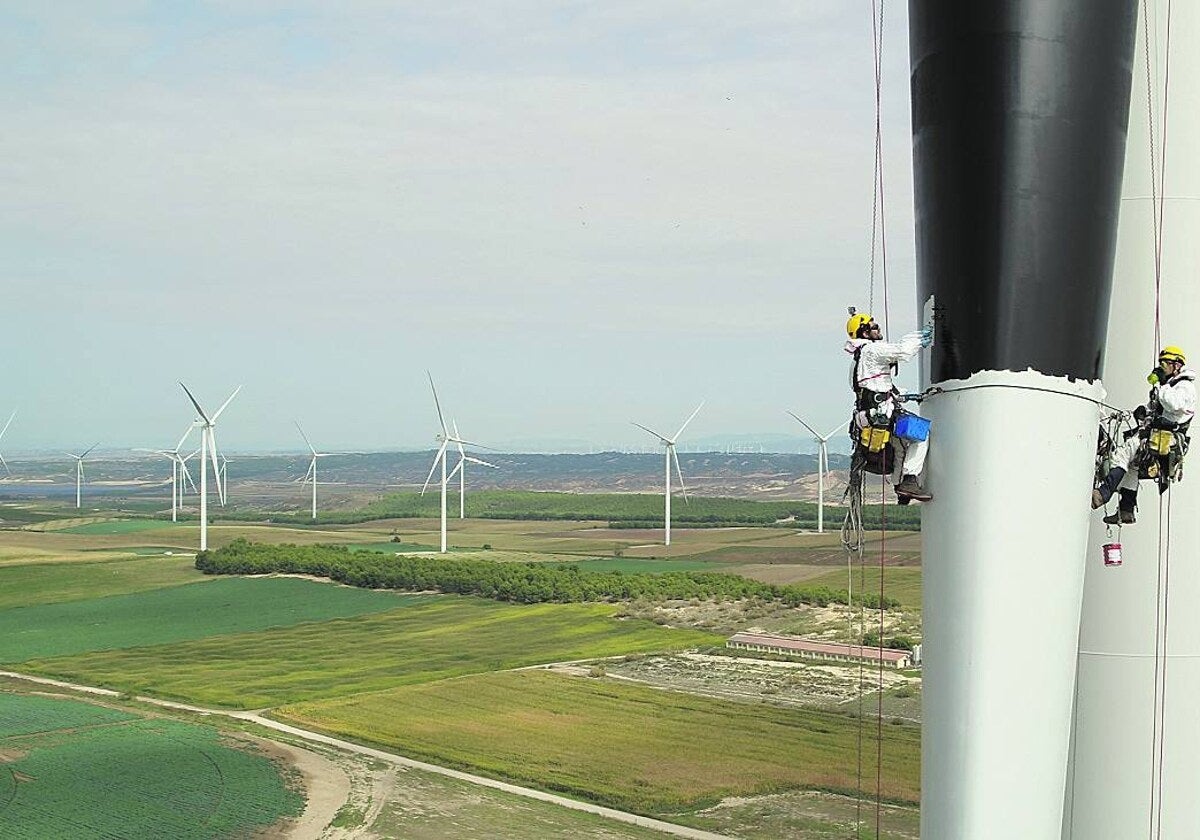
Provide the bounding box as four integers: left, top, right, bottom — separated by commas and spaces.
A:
55, 519, 180, 535
277, 669, 921, 815
21, 597, 721, 708
0, 556, 202, 610
801, 567, 923, 610
0, 693, 301, 838
342, 541, 442, 553
0, 577, 424, 662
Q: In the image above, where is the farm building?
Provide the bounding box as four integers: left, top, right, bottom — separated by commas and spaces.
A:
726, 631, 918, 669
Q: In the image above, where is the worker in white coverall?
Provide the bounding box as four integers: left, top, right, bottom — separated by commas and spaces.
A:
845, 312, 934, 501
1092, 345, 1196, 524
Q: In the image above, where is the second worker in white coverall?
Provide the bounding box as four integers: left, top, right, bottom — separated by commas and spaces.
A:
1092, 345, 1196, 524
845, 312, 933, 502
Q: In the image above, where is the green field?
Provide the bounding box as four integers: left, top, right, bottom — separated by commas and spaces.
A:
0, 577, 423, 662
21, 598, 720, 708
0, 556, 201, 610
56, 519, 182, 535
0, 693, 301, 838
278, 670, 921, 814
803, 567, 923, 610
214, 490, 921, 530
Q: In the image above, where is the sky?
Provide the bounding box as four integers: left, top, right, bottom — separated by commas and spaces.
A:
1, 1, 920, 454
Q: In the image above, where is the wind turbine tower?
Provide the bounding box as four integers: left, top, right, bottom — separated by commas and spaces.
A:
448, 420, 498, 519
296, 421, 358, 521
136, 424, 197, 522
65, 444, 99, 510
179, 383, 240, 551
787, 412, 843, 534
633, 402, 703, 546
420, 374, 493, 553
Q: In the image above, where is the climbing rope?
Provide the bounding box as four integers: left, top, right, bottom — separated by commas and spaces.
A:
1141, 2, 1173, 836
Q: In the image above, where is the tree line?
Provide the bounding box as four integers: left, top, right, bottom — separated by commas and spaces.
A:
196, 540, 901, 610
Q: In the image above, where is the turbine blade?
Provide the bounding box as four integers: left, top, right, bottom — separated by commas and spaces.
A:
786, 411, 821, 440
180, 458, 198, 493
464, 456, 498, 469
208, 429, 224, 505
427, 372, 449, 435
420, 443, 448, 495
0, 410, 15, 441
0, 452, 10, 477
174, 422, 195, 453
80, 442, 100, 459
179, 382, 211, 424
295, 421, 317, 456
301, 458, 315, 486
672, 401, 705, 441
447, 460, 463, 480
631, 422, 670, 443
672, 447, 690, 503
824, 422, 845, 441
211, 385, 241, 423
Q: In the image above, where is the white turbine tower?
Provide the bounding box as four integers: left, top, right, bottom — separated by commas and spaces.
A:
633, 402, 704, 547
295, 421, 360, 521
179, 383, 240, 551
420, 374, 492, 553
65, 443, 99, 509
787, 412, 844, 534
0, 411, 16, 479
447, 420, 498, 519
136, 424, 198, 522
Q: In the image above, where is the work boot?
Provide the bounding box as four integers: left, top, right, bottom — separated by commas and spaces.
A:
894, 475, 932, 502
1103, 509, 1136, 526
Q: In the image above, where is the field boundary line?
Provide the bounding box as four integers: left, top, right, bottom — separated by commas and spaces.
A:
0, 670, 736, 840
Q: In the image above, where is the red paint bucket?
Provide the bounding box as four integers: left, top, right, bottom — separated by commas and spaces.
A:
1103, 543, 1123, 568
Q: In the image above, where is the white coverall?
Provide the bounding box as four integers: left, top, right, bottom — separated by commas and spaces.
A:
845, 331, 929, 478
1110, 366, 1197, 488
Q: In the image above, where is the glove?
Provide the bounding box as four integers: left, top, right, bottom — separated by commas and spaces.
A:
1134, 404, 1148, 422
918, 326, 934, 348
1148, 366, 1167, 385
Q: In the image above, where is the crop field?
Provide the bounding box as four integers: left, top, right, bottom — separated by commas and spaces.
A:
56, 519, 184, 535
564, 557, 738, 574
0, 577, 424, 662
0, 556, 201, 610
801, 567, 923, 610
277, 669, 921, 815
21, 598, 721, 708
0, 693, 301, 838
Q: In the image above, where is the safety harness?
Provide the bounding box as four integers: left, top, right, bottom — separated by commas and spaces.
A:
1133, 370, 1194, 492
849, 344, 898, 473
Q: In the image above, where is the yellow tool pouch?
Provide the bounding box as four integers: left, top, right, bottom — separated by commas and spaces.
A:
860, 427, 891, 454
1149, 429, 1175, 456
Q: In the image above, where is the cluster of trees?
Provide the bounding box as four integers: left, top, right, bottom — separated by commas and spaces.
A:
197, 539, 901, 610
203, 490, 920, 531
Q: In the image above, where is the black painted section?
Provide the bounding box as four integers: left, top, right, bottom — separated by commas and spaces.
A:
910, 1, 1139, 382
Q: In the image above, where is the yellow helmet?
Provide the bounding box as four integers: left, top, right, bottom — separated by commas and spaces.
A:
847, 312, 874, 338
1159, 345, 1187, 365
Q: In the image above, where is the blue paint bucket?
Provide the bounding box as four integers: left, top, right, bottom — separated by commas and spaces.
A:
894, 411, 931, 442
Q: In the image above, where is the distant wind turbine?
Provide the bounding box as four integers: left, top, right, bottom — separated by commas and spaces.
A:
0, 410, 16, 479
632, 402, 704, 547
295, 422, 364, 521
65, 443, 100, 509
179, 383, 241, 551
447, 420, 498, 519
787, 412, 844, 534
135, 423, 198, 522
420, 373, 493, 553
219, 454, 230, 507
